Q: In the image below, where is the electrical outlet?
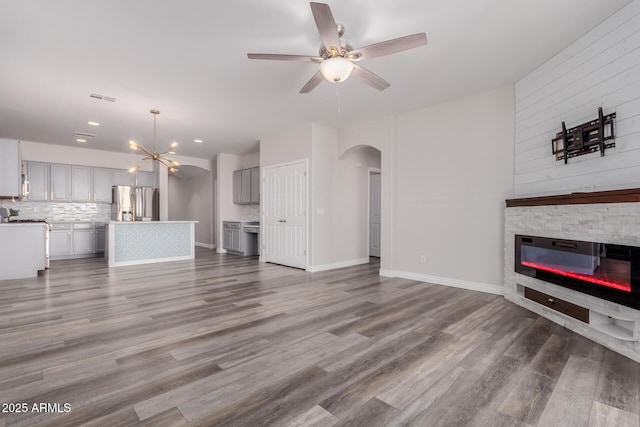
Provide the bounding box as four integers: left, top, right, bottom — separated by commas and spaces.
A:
420, 255, 426, 264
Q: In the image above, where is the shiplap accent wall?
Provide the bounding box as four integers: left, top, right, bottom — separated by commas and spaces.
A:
514, 1, 640, 197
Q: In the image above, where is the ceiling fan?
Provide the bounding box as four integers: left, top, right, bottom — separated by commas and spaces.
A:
247, 2, 427, 93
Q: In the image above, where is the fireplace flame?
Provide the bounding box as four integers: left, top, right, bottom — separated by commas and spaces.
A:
521, 261, 631, 292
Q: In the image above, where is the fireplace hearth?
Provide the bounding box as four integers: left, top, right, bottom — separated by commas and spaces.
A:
515, 235, 640, 310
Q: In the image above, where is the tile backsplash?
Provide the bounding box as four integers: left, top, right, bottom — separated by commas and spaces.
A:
0, 201, 111, 222
243, 205, 260, 221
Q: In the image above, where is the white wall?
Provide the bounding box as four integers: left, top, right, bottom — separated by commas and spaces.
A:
515, 0, 640, 196
168, 171, 213, 247
331, 146, 381, 264
393, 85, 515, 293
338, 116, 396, 272
260, 123, 313, 168
310, 123, 337, 266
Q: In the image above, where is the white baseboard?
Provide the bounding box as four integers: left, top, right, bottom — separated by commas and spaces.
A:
195, 242, 215, 249
306, 258, 369, 273
379, 269, 394, 278
379, 269, 504, 295
216, 248, 227, 254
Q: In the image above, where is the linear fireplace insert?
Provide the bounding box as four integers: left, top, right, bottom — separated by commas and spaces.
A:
515, 235, 640, 310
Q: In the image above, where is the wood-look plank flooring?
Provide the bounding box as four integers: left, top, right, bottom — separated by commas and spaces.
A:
0, 249, 638, 426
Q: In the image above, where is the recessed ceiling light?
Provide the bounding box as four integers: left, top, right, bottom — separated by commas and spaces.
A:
194, 139, 203, 143
88, 121, 100, 126
76, 138, 87, 143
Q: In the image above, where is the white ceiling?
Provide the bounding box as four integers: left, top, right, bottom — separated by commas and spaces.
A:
0, 0, 633, 160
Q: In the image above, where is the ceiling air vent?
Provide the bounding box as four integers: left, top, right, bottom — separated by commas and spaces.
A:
74, 131, 96, 138
89, 92, 117, 102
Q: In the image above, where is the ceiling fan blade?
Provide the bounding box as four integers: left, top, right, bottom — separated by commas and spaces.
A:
299, 71, 325, 93
349, 33, 427, 61
351, 64, 390, 91
247, 53, 322, 63
310, 2, 341, 53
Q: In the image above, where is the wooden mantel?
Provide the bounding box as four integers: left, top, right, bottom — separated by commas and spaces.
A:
506, 188, 640, 207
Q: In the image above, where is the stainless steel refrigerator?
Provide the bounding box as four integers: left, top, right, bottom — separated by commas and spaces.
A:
111, 186, 159, 221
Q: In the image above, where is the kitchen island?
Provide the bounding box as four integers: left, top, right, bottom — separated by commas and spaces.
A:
0, 223, 47, 280
105, 221, 197, 267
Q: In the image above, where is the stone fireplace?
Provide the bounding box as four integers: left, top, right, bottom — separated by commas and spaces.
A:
504, 189, 640, 362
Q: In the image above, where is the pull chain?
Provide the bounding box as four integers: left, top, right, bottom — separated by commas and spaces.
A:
335, 83, 341, 113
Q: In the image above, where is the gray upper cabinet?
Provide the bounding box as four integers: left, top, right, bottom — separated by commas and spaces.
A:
93, 168, 112, 202
241, 169, 251, 204
136, 171, 156, 187
113, 169, 133, 186
50, 164, 71, 201
233, 167, 260, 205
0, 139, 21, 198
25, 161, 49, 201
250, 167, 260, 203
71, 166, 92, 202
233, 170, 242, 204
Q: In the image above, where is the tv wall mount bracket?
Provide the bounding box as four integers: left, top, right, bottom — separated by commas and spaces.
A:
551, 107, 616, 164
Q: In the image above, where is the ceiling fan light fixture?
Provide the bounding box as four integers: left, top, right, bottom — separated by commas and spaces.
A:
319, 56, 354, 83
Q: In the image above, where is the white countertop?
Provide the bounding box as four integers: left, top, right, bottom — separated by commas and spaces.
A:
107, 220, 199, 224
0, 223, 48, 227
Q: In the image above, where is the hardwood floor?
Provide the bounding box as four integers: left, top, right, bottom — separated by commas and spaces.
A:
0, 249, 638, 426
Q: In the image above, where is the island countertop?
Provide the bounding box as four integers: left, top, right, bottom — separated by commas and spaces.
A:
106, 220, 199, 224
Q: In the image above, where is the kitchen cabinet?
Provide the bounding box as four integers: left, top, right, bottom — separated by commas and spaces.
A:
73, 166, 112, 203
71, 166, 92, 202
250, 167, 260, 203
50, 164, 71, 201
72, 223, 94, 254
0, 139, 22, 198
93, 168, 112, 203
95, 223, 105, 253
222, 221, 258, 255
0, 223, 46, 280
50, 222, 105, 259
233, 167, 260, 205
232, 170, 242, 204
136, 171, 156, 187
113, 169, 133, 186
25, 161, 48, 201
50, 224, 72, 257
223, 221, 241, 252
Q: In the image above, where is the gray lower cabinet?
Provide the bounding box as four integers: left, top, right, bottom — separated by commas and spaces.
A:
72, 223, 94, 254
49, 224, 72, 257
50, 222, 105, 259
223, 222, 241, 252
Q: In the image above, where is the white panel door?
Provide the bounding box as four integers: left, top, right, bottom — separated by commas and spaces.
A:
369, 173, 381, 257
263, 161, 307, 269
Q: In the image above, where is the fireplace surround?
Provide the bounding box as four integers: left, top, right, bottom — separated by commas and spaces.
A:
515, 234, 640, 310
505, 188, 640, 362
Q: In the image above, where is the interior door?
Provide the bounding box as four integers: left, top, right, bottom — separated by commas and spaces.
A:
263, 161, 307, 269
369, 172, 381, 257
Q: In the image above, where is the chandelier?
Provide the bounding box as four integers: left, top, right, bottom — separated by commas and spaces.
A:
128, 110, 180, 173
